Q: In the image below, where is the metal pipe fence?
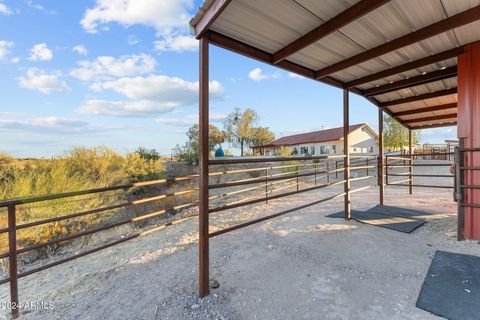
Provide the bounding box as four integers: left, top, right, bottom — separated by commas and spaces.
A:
385, 153, 454, 190
455, 145, 480, 240
0, 174, 199, 318
0, 154, 379, 317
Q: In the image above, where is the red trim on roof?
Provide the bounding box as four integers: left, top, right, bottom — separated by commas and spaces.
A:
254, 124, 374, 148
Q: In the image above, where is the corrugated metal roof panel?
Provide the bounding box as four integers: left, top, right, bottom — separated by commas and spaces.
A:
374, 78, 456, 102
212, 0, 321, 53
387, 94, 457, 113
196, 0, 480, 129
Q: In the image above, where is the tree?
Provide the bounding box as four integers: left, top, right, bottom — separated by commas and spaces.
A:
186, 124, 225, 151
384, 115, 420, 151
174, 124, 225, 164
135, 147, 160, 161
223, 108, 258, 156
249, 127, 275, 155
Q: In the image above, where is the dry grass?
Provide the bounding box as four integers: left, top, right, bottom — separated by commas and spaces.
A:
0, 147, 166, 268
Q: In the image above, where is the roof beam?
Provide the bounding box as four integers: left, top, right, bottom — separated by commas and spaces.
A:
272, 0, 390, 64
193, 0, 232, 39
382, 88, 457, 107
404, 113, 457, 124
363, 66, 457, 96
393, 103, 457, 117
410, 122, 457, 130
315, 5, 480, 79
208, 31, 346, 89
346, 47, 464, 88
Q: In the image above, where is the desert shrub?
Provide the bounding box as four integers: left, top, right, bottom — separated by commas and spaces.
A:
0, 147, 165, 258
135, 147, 161, 161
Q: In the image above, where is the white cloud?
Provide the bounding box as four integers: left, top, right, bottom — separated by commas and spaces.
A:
28, 43, 53, 61
156, 117, 196, 127
26, 1, 56, 14
18, 68, 71, 94
0, 40, 13, 60
248, 68, 280, 81
154, 35, 197, 52
81, 1, 197, 53
70, 53, 156, 81
0, 2, 12, 15
72, 45, 88, 56
156, 112, 226, 127
94, 75, 224, 103
288, 72, 303, 79
0, 115, 120, 134
77, 99, 175, 117
127, 35, 139, 45
80, 0, 193, 35
11, 57, 20, 64
78, 75, 224, 117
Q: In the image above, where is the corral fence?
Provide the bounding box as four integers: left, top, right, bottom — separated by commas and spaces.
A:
385, 153, 455, 191
0, 154, 378, 318
455, 145, 480, 240
207, 154, 378, 237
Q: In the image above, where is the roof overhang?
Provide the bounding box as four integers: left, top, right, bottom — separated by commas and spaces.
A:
191, 0, 480, 130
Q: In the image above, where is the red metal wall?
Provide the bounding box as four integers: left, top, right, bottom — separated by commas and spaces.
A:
458, 42, 480, 240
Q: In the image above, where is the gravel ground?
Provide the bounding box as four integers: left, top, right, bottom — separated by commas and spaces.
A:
1, 161, 479, 320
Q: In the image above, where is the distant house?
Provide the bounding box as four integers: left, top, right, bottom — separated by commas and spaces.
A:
252, 123, 378, 156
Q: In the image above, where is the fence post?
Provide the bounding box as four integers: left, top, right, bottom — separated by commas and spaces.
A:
265, 168, 269, 204
366, 158, 369, 176
385, 155, 389, 185
296, 165, 299, 191
456, 143, 465, 240
8, 204, 19, 318
326, 162, 330, 183
335, 161, 338, 179
314, 164, 317, 186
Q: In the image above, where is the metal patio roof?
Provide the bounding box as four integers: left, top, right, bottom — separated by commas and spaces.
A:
190, 0, 480, 130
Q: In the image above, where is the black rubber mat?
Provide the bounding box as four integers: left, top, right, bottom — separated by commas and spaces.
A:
416, 251, 480, 320
326, 209, 425, 233
368, 204, 441, 218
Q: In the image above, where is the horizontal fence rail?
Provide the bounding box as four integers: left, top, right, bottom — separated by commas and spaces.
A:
457, 147, 480, 217
385, 153, 454, 190
207, 154, 378, 238
0, 172, 202, 318
0, 153, 380, 317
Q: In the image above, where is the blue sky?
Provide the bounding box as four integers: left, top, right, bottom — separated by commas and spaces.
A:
0, 0, 455, 158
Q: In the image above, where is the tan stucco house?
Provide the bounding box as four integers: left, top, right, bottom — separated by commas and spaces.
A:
252, 123, 378, 156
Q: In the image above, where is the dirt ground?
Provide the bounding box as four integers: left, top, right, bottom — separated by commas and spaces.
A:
1, 161, 479, 320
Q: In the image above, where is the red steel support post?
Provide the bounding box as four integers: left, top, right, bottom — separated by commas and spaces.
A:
378, 107, 385, 205
409, 129, 413, 194
457, 43, 480, 239
199, 34, 210, 297
344, 89, 351, 219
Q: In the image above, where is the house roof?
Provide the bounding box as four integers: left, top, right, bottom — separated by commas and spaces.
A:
253, 123, 375, 148
190, 1, 480, 130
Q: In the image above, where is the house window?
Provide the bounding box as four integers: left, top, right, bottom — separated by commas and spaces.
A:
332, 145, 336, 154
320, 146, 325, 154
353, 146, 357, 152
369, 146, 373, 153
310, 146, 315, 155
292, 147, 298, 155
300, 146, 308, 154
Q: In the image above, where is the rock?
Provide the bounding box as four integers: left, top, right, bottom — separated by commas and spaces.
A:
210, 279, 220, 289
191, 304, 200, 310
